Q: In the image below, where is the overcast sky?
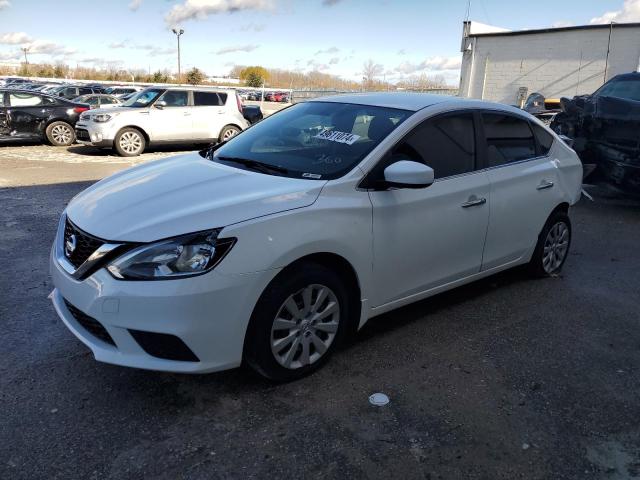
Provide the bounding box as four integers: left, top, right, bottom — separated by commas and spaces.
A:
1, 0, 639, 83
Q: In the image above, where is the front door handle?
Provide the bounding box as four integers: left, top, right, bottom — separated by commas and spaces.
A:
537, 180, 554, 190
461, 196, 487, 208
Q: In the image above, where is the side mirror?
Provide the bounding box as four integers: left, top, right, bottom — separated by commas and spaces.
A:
155, 100, 167, 109
383, 160, 434, 189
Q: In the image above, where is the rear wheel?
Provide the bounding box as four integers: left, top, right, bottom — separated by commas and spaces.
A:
528, 211, 572, 277
244, 263, 350, 381
114, 128, 145, 157
219, 125, 241, 143
46, 121, 75, 146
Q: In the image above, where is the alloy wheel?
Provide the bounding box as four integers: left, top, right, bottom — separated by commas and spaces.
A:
119, 131, 142, 154
542, 221, 569, 273
222, 127, 240, 141
51, 124, 72, 145
270, 284, 340, 369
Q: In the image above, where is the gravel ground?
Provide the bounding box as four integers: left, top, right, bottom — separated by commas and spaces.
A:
1, 145, 639, 480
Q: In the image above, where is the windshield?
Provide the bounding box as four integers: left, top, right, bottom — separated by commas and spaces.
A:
212, 101, 411, 179
595, 77, 640, 102
121, 88, 164, 108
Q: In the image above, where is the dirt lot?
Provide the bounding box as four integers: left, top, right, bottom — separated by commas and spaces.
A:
1, 144, 640, 480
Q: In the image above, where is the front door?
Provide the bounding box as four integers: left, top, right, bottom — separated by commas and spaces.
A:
148, 90, 193, 141
368, 112, 490, 307
6, 92, 53, 139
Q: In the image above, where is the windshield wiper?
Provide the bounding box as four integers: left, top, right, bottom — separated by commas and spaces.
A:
216, 156, 290, 175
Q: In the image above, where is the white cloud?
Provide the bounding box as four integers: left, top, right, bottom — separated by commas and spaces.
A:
215, 44, 259, 54
239, 22, 265, 32
395, 55, 462, 74
129, 0, 143, 11
109, 40, 128, 48
322, 0, 342, 5
590, 0, 640, 24
165, 0, 273, 27
315, 46, 339, 55
0, 0, 10, 9
0, 32, 33, 45
552, 21, 573, 28
25, 39, 75, 56
397, 49, 407, 55
328, 57, 340, 65
133, 44, 177, 56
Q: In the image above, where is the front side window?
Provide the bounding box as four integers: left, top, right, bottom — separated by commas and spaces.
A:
194, 91, 227, 106
100, 96, 116, 104
395, 113, 476, 179
595, 77, 640, 101
9, 93, 43, 107
158, 90, 188, 107
211, 101, 412, 179
482, 113, 536, 167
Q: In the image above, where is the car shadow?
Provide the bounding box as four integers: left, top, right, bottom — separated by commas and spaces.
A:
65, 144, 200, 157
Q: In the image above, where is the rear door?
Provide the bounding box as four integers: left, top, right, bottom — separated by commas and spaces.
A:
191, 90, 228, 141
147, 89, 193, 141
480, 112, 564, 270
6, 92, 53, 138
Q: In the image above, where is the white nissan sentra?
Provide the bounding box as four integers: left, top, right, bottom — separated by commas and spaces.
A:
50, 93, 582, 381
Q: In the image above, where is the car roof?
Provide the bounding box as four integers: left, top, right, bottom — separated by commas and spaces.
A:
309, 92, 527, 114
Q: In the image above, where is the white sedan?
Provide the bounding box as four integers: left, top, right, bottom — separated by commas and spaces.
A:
49, 93, 583, 381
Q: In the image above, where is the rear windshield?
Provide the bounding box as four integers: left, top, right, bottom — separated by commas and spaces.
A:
211, 101, 411, 179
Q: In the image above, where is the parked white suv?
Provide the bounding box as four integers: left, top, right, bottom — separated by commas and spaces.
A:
74, 87, 249, 156
50, 93, 582, 381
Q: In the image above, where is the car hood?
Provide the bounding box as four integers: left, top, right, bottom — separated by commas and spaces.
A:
65, 153, 326, 242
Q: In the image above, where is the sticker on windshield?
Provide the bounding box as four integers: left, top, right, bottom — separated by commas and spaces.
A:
302, 173, 322, 179
314, 129, 361, 145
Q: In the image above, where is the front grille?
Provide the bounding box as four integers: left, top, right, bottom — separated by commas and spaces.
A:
63, 299, 116, 346
75, 128, 90, 141
64, 218, 105, 269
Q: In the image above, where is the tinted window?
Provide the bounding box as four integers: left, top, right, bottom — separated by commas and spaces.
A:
101, 97, 116, 104
212, 101, 411, 179
532, 123, 554, 155
158, 90, 188, 107
9, 93, 43, 106
482, 113, 536, 167
596, 77, 640, 101
194, 91, 227, 106
395, 113, 476, 179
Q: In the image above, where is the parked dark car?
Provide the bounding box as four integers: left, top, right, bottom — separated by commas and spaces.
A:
0, 89, 90, 146
50, 84, 104, 100
551, 72, 640, 193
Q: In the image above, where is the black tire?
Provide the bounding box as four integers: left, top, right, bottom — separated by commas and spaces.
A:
45, 121, 75, 146
218, 125, 241, 143
528, 211, 572, 278
244, 262, 351, 382
114, 127, 146, 157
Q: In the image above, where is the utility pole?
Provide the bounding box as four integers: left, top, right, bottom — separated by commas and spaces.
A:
604, 21, 614, 84
21, 47, 29, 65
172, 28, 184, 84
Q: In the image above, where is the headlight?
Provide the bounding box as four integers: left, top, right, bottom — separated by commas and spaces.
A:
107, 229, 235, 280
93, 113, 113, 123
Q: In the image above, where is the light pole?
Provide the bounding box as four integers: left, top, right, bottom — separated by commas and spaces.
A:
21, 47, 29, 65
172, 28, 184, 84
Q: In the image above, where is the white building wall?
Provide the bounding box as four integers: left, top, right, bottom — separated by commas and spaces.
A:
460, 25, 640, 104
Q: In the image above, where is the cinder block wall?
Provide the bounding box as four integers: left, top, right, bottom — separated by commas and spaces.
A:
460, 26, 640, 104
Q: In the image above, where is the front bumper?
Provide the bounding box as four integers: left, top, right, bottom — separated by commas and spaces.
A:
50, 244, 279, 373
74, 121, 116, 147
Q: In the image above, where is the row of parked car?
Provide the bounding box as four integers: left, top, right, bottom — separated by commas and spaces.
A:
0, 78, 264, 156
237, 89, 291, 103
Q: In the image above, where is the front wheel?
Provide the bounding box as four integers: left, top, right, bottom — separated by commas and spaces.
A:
219, 125, 241, 143
528, 211, 572, 277
244, 263, 350, 381
114, 128, 146, 157
46, 121, 75, 146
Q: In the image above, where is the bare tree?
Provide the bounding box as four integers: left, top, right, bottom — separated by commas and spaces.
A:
362, 59, 384, 89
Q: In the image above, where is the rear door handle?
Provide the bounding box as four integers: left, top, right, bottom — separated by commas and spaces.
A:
537, 180, 554, 190
461, 196, 487, 208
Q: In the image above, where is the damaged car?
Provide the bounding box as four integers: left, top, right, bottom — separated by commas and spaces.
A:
551, 72, 640, 193
0, 89, 90, 146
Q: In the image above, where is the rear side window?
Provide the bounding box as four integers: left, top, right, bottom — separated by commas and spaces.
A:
396, 113, 476, 179
9, 93, 43, 106
194, 91, 227, 106
79, 87, 92, 95
531, 122, 554, 155
482, 113, 536, 166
